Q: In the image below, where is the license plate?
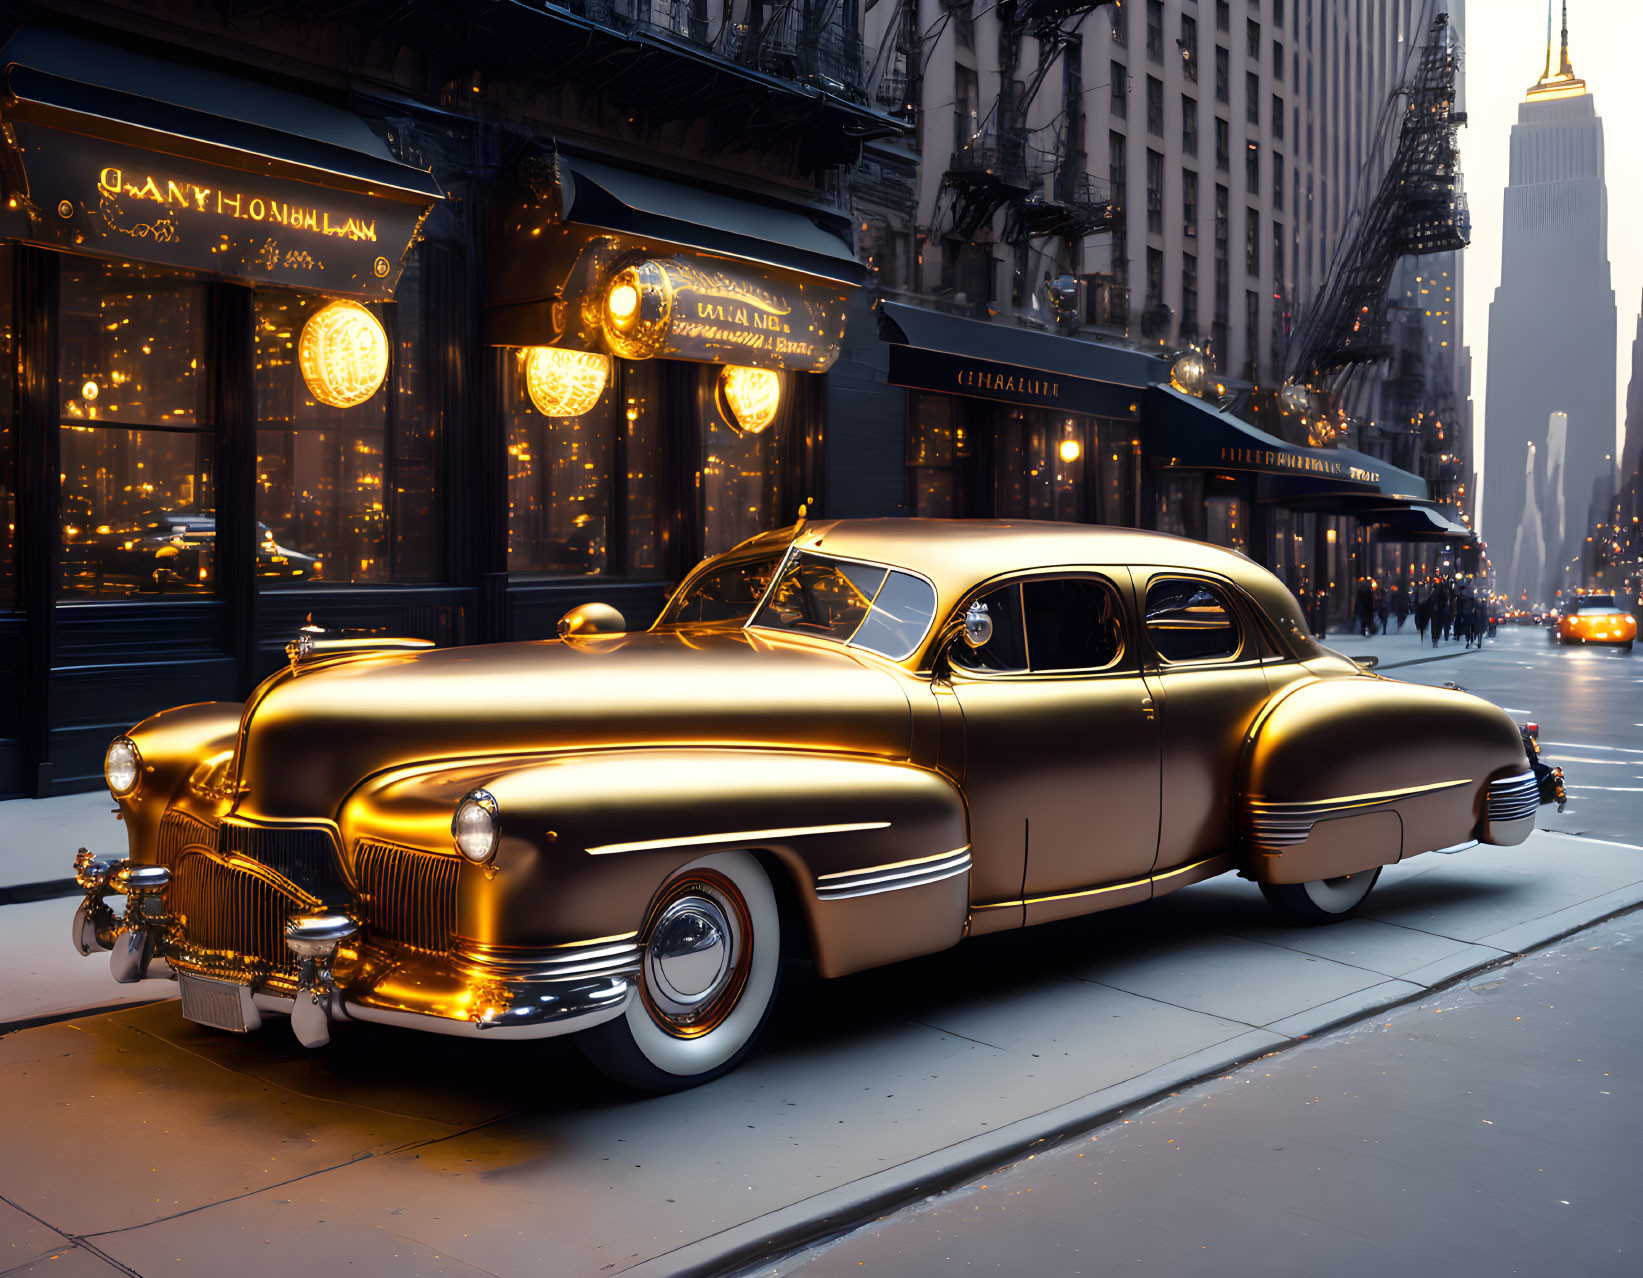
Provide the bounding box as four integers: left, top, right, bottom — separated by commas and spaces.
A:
177, 972, 258, 1033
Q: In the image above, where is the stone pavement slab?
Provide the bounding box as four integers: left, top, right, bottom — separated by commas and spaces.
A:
0, 897, 176, 1027
0, 792, 120, 893
0, 829, 1637, 1278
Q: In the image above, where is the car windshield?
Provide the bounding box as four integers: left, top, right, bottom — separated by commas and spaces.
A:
1576, 595, 1617, 612
656, 552, 784, 626
750, 551, 937, 660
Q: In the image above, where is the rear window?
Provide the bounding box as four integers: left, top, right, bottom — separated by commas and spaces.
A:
1576, 595, 1617, 612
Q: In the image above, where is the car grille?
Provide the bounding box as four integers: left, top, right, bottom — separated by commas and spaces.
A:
220, 820, 351, 903
1487, 771, 1539, 823
167, 850, 310, 978
355, 842, 460, 953
156, 811, 217, 869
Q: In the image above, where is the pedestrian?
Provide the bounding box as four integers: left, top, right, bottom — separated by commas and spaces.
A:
1376, 586, 1391, 637
1356, 578, 1375, 637
1433, 580, 1452, 647
1415, 582, 1432, 642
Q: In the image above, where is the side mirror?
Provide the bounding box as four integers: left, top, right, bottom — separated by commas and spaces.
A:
1350, 654, 1380, 670
558, 602, 627, 639
961, 601, 993, 649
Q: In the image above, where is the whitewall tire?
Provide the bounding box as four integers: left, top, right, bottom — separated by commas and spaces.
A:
1259, 866, 1381, 925
575, 850, 782, 1092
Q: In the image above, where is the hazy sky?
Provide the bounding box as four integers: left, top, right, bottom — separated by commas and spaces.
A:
1457, 0, 1642, 516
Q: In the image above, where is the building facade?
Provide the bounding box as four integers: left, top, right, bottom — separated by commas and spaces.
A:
1483, 7, 1616, 602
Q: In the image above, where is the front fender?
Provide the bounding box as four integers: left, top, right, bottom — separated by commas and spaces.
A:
341, 748, 970, 979
1243, 676, 1529, 883
121, 701, 243, 861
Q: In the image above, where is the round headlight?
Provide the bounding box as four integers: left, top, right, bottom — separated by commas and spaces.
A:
105, 736, 141, 798
452, 789, 500, 863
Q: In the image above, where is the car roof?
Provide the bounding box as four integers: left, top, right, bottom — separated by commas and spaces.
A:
791, 518, 1266, 599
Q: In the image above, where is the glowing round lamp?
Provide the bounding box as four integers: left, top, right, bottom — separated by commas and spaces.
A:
298, 300, 389, 408
717, 366, 782, 434
1058, 438, 1082, 463
524, 347, 610, 417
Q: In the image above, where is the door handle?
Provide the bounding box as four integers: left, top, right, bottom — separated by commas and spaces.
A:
1140, 695, 1156, 720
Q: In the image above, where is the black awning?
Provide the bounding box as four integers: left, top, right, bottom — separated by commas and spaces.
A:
1, 29, 440, 199
1360, 504, 1476, 542
0, 28, 440, 296
1144, 384, 1430, 504
879, 301, 1169, 417
558, 156, 863, 288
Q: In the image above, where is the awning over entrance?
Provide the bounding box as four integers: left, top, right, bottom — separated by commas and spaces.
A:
879, 301, 1169, 418
555, 156, 863, 288
1144, 383, 1430, 504
1359, 503, 1477, 542
0, 28, 441, 296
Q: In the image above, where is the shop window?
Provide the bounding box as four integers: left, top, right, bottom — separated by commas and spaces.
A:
997, 407, 1093, 524
1023, 578, 1123, 671
58, 261, 213, 599
908, 392, 970, 518
698, 363, 790, 559
1145, 577, 1241, 662
1206, 495, 1245, 550
256, 291, 388, 585
505, 352, 613, 575
0, 248, 12, 609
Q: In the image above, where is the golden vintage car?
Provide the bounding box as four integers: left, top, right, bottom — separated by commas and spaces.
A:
71, 519, 1562, 1090
1553, 593, 1636, 649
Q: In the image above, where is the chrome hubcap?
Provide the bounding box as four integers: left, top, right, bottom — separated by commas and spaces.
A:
644, 895, 736, 1021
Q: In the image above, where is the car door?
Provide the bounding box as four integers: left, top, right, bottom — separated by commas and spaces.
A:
946, 571, 1162, 929
1134, 571, 1272, 869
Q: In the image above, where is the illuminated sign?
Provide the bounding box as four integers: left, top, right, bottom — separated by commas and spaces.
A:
954, 366, 1061, 400
298, 301, 389, 408
2, 124, 434, 296
1217, 445, 1381, 484
600, 257, 845, 373
717, 366, 782, 434
524, 346, 611, 417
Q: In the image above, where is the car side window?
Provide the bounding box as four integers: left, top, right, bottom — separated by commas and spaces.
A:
1145, 577, 1242, 663
1023, 578, 1124, 671
949, 582, 1028, 673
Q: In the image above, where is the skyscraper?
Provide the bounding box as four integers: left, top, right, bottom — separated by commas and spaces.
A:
1483, 2, 1616, 598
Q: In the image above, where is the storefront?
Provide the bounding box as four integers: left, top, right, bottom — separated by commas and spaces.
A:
877, 302, 1168, 526
487, 153, 859, 637
0, 29, 445, 794
1143, 384, 1436, 627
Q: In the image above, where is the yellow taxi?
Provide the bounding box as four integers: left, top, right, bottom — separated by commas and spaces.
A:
1555, 593, 1636, 649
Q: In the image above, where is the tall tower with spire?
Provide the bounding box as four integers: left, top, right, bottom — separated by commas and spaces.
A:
1483, 1, 1616, 600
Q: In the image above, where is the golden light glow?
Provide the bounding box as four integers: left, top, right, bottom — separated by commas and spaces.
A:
81, 380, 99, 401
717, 365, 782, 434
298, 300, 389, 408
524, 346, 610, 417
1058, 438, 1082, 463
606, 281, 639, 322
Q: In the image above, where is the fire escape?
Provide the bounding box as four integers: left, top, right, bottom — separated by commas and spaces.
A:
938, 2, 1116, 257
1285, 12, 1468, 392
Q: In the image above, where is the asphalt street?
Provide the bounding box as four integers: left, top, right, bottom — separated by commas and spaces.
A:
781, 911, 1642, 1278
1365, 623, 1642, 846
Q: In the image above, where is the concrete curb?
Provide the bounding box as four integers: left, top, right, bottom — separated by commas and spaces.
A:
618, 885, 1643, 1278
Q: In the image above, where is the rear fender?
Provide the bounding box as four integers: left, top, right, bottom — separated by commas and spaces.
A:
1243, 676, 1528, 883
341, 748, 970, 979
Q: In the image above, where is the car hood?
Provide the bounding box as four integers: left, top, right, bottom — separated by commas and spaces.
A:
233, 627, 914, 819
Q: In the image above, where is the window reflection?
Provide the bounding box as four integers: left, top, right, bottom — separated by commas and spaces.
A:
255, 290, 390, 584
58, 261, 212, 598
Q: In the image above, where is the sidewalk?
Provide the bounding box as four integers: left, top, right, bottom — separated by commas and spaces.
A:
1315, 621, 1490, 669
0, 791, 120, 896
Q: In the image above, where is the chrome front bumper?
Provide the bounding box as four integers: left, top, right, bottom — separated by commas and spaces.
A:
69, 852, 638, 1045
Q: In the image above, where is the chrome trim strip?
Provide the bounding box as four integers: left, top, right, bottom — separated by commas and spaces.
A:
1248, 777, 1472, 814
1432, 839, 1480, 855
815, 846, 968, 882
814, 848, 971, 901
588, 821, 891, 856
454, 937, 642, 982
